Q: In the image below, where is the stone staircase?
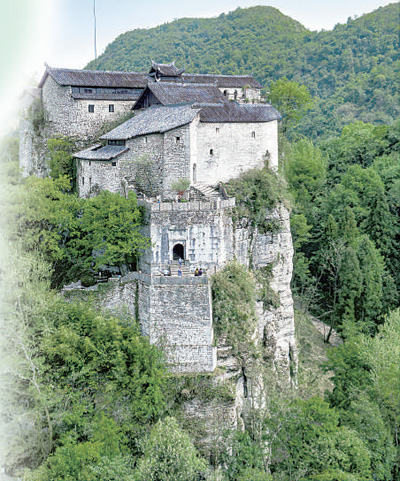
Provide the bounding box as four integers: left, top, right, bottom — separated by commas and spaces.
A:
190, 183, 222, 200
169, 261, 192, 276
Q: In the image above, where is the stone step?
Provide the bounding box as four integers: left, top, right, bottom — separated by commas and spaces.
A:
192, 183, 221, 199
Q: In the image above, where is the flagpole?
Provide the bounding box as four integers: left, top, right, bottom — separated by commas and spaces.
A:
94, 0, 98, 66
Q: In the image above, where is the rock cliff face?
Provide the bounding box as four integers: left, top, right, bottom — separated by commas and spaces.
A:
181, 205, 296, 447
82, 203, 296, 448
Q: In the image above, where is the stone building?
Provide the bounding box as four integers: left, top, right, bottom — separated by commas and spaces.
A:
22, 60, 295, 378
20, 61, 262, 176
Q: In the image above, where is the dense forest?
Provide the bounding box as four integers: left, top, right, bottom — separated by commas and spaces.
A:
1, 3, 399, 480
86, 3, 399, 140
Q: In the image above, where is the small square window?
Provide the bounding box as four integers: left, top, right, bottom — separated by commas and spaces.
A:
109, 104, 114, 112
176, 136, 180, 143
112, 162, 117, 167
88, 104, 94, 113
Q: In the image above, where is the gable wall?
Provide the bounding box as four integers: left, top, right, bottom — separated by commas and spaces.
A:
195, 119, 278, 185
161, 124, 191, 199
42, 76, 134, 139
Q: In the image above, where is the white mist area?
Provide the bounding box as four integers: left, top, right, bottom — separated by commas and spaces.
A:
0, 0, 56, 472
0, 1, 57, 135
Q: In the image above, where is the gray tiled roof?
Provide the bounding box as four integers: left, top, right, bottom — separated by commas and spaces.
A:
199, 102, 281, 123
182, 74, 262, 89
73, 144, 129, 160
39, 66, 149, 88
150, 61, 185, 77
39, 63, 262, 92
101, 104, 200, 140
136, 82, 226, 107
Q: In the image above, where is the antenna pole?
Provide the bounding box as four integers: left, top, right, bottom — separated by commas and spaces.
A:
94, 0, 98, 66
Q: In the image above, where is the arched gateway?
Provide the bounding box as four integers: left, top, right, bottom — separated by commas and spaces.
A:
172, 243, 184, 261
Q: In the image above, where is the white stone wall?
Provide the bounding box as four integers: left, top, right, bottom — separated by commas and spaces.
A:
195, 120, 278, 186
42, 76, 133, 139
137, 199, 235, 274
219, 87, 261, 103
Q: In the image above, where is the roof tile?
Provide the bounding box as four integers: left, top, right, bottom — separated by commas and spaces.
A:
101, 104, 200, 140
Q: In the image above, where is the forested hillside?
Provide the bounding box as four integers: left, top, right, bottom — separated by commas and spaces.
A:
1, 3, 399, 480
86, 3, 399, 139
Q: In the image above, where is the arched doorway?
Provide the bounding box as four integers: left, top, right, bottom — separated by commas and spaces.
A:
173, 243, 184, 261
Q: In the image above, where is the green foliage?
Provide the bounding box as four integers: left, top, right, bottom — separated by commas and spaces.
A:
284, 139, 327, 211
171, 178, 190, 195
268, 77, 313, 132
68, 190, 149, 273
47, 136, 76, 181
28, 99, 47, 136
15, 176, 149, 287
324, 337, 371, 410
323, 310, 400, 478
134, 416, 207, 481
211, 262, 257, 349
225, 431, 270, 481
340, 395, 396, 481
224, 164, 285, 233
42, 299, 166, 425
270, 397, 372, 481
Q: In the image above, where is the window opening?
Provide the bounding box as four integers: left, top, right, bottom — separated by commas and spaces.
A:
82, 177, 84, 185
193, 163, 197, 183
109, 104, 114, 112
252, 131, 256, 138
210, 149, 214, 155
176, 136, 180, 143
88, 104, 95, 113
223, 90, 228, 96
216, 128, 219, 133
112, 161, 117, 167
234, 90, 238, 100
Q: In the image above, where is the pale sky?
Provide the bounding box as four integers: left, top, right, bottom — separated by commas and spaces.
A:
0, 0, 396, 132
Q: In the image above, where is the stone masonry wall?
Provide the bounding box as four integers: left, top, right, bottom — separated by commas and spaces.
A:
162, 125, 191, 199
137, 199, 235, 274
219, 87, 261, 103
42, 77, 133, 139
195, 120, 278, 186
77, 134, 164, 198
102, 273, 217, 373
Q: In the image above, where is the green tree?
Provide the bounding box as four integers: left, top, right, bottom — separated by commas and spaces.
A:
134, 417, 207, 481
340, 395, 396, 480
284, 139, 327, 212
47, 136, 76, 181
268, 77, 313, 133
68, 190, 149, 273
270, 397, 372, 480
